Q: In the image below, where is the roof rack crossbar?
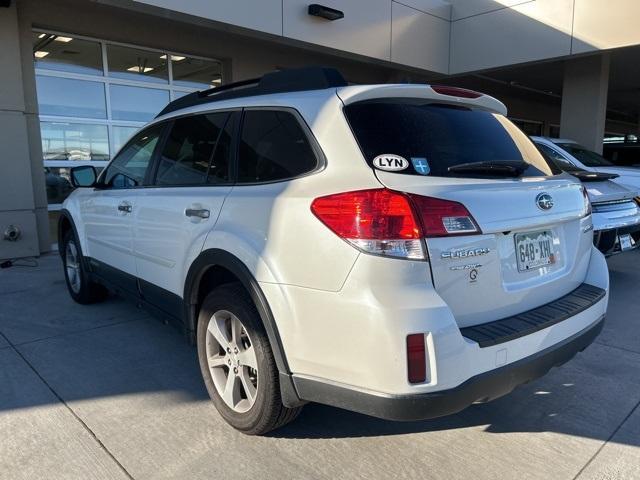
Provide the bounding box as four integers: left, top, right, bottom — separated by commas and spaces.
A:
156, 66, 347, 118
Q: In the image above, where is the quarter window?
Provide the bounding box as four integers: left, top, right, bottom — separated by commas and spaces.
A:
155, 113, 230, 186
103, 125, 164, 188
237, 110, 318, 183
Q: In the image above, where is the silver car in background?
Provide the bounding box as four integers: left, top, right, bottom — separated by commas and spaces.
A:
534, 138, 640, 255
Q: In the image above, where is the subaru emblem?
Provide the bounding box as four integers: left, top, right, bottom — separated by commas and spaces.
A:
536, 192, 554, 211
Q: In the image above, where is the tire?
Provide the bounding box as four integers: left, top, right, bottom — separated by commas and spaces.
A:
197, 283, 302, 435
61, 229, 108, 304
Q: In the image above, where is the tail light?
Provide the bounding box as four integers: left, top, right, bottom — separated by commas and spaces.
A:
409, 195, 480, 237
406, 334, 427, 384
311, 189, 481, 259
581, 186, 592, 217
310, 189, 424, 259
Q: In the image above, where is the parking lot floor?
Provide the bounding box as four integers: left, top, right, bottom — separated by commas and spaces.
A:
1, 252, 639, 479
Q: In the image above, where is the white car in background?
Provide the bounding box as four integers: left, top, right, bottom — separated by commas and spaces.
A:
532, 137, 640, 192
534, 137, 640, 254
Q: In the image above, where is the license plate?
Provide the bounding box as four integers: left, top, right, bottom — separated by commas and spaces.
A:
619, 233, 634, 251
515, 230, 555, 272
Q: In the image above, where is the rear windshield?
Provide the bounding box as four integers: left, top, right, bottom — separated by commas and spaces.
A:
556, 143, 613, 167
344, 100, 556, 178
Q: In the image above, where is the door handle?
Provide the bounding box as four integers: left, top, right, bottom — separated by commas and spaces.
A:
117, 202, 132, 213
185, 208, 210, 219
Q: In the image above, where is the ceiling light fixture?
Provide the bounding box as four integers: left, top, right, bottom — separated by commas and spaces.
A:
34, 51, 49, 58
160, 54, 186, 61
127, 66, 154, 73
54, 36, 73, 43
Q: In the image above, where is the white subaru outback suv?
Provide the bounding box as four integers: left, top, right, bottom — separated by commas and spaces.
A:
59, 67, 609, 435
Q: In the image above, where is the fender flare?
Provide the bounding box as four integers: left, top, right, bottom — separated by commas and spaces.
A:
183, 248, 303, 406
57, 209, 90, 270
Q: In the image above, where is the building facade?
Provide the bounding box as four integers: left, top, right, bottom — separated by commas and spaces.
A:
2, 0, 640, 260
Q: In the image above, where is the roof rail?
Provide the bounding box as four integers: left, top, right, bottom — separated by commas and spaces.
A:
156, 66, 348, 118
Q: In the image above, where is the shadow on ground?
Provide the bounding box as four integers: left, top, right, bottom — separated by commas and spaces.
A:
1, 253, 639, 448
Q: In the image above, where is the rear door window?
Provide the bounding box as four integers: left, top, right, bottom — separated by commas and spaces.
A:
344, 101, 555, 178
536, 143, 580, 172
237, 109, 318, 183
155, 112, 230, 186
556, 143, 614, 167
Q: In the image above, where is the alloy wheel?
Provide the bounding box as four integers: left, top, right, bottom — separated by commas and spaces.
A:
205, 309, 259, 413
65, 241, 81, 294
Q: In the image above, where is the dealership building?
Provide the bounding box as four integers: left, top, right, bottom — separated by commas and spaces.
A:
2, 0, 640, 260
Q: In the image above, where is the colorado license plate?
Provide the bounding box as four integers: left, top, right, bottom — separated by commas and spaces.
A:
515, 230, 555, 272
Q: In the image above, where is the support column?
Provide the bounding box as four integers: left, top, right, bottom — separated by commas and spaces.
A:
0, 2, 46, 260
559, 53, 610, 153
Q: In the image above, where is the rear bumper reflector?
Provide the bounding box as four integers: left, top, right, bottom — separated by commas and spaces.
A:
461, 283, 606, 348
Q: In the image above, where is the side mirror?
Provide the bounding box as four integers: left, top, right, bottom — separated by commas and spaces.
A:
70, 165, 97, 188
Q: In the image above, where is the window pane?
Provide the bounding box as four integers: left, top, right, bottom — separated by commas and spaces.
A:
41, 122, 109, 161
209, 113, 238, 184
238, 110, 318, 183
172, 90, 190, 100
107, 44, 168, 84
112, 126, 140, 155
556, 143, 614, 167
156, 113, 229, 186
344, 102, 555, 178
33, 32, 103, 76
511, 119, 543, 136
171, 56, 223, 89
110, 85, 169, 121
36, 75, 106, 118
104, 125, 163, 187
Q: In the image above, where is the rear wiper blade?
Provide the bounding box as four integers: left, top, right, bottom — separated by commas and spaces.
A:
570, 170, 619, 182
448, 161, 528, 177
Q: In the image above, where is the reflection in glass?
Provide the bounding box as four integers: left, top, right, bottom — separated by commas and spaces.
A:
32, 32, 103, 76
172, 90, 189, 100
45, 166, 104, 205
107, 44, 168, 84
171, 56, 223, 89
112, 126, 140, 154
110, 85, 169, 121
44, 166, 74, 204
41, 122, 109, 161
36, 76, 106, 118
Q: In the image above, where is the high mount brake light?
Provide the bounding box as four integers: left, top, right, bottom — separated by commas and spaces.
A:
311, 189, 481, 259
430, 85, 483, 99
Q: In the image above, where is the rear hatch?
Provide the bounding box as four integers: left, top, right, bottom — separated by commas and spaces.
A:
342, 94, 592, 327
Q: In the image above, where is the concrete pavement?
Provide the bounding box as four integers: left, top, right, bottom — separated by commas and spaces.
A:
1, 253, 639, 479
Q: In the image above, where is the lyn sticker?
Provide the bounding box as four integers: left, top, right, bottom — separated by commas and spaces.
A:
411, 157, 430, 175
372, 154, 409, 171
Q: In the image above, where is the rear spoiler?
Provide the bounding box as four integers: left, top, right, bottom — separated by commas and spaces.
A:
337, 84, 508, 116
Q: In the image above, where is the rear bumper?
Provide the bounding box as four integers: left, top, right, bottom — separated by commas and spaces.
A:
594, 224, 640, 255
294, 316, 604, 421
